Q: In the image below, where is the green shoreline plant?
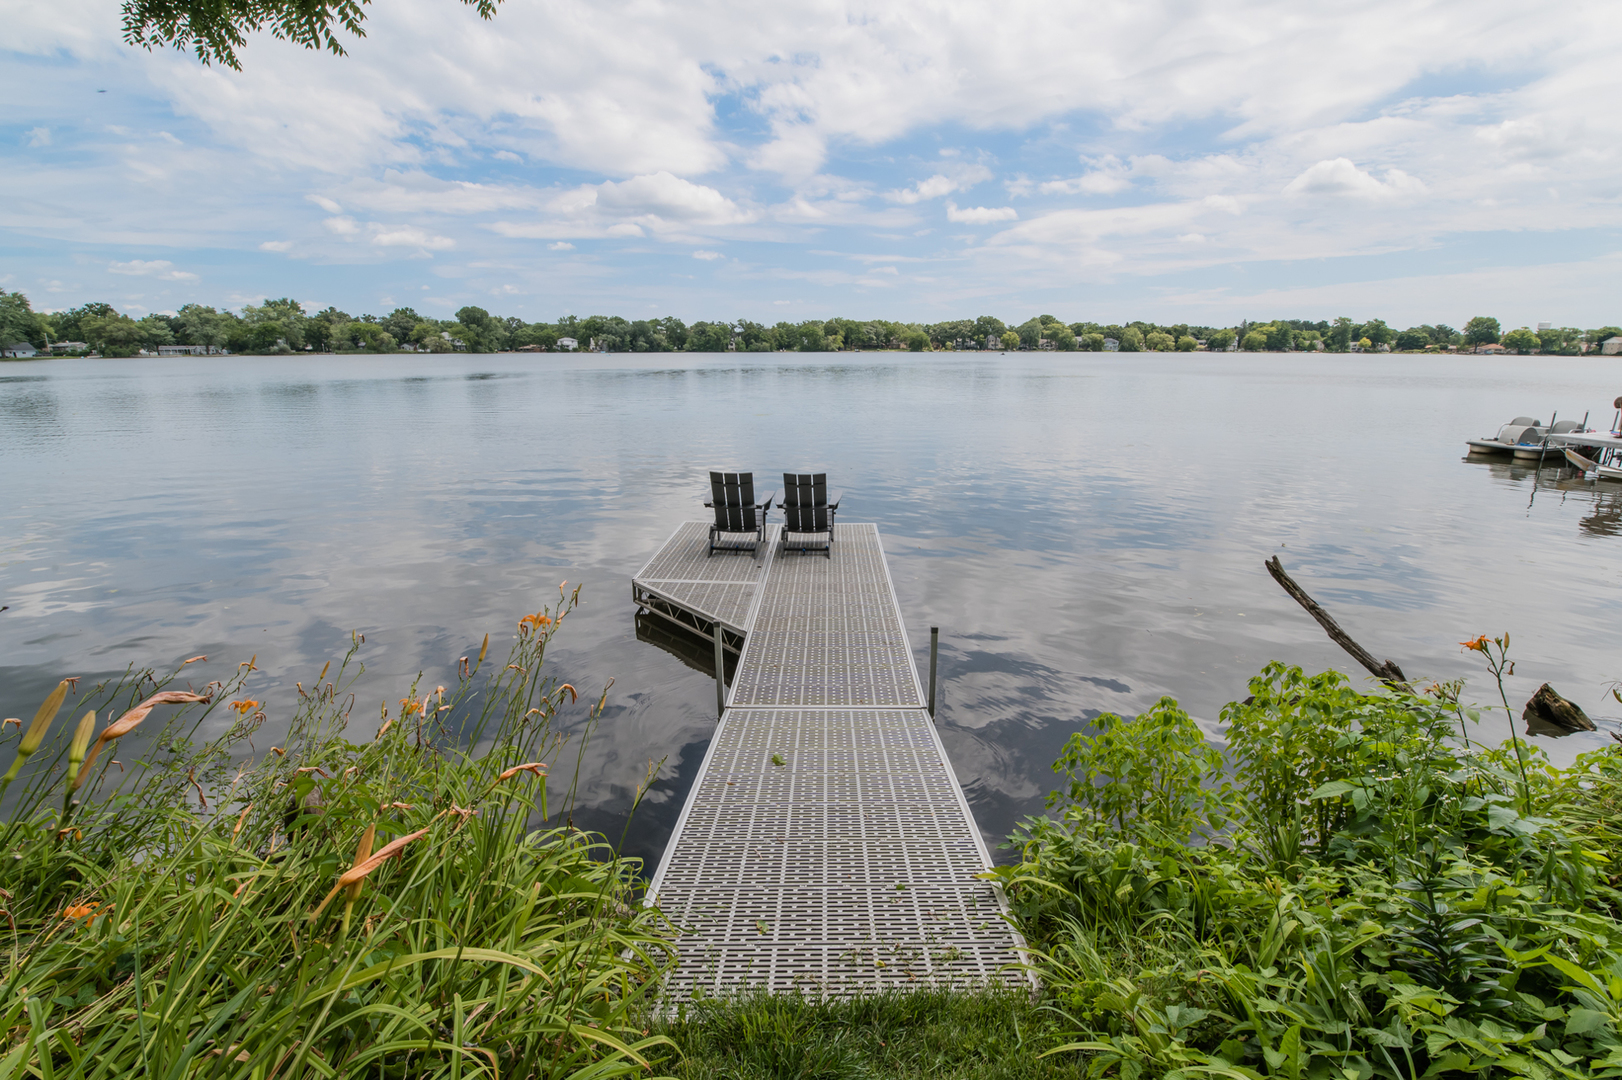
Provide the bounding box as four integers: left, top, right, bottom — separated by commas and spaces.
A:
0, 586, 675, 1079
995, 655, 1622, 1080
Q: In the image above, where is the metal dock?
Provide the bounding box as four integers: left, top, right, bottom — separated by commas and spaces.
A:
633, 521, 1030, 999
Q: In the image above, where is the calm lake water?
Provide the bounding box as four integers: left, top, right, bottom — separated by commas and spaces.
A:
4, 352, 1621, 868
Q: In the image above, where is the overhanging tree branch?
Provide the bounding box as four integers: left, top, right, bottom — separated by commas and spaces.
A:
120, 0, 501, 71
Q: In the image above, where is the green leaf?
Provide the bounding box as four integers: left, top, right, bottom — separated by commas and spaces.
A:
1567, 1008, 1612, 1035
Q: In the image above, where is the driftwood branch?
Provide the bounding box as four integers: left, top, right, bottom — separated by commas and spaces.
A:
1265, 556, 1406, 685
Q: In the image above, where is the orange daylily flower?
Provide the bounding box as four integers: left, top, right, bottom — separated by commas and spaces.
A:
229, 699, 261, 714
61, 901, 110, 923
519, 612, 553, 634
1460, 635, 1489, 653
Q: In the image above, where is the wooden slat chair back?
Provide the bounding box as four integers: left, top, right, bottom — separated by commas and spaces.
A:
707, 471, 769, 556
779, 472, 838, 557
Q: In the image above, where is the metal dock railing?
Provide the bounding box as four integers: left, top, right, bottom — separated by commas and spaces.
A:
632, 521, 1030, 999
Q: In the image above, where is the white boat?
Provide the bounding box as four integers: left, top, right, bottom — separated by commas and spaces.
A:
1468, 417, 1593, 459
1466, 416, 1547, 456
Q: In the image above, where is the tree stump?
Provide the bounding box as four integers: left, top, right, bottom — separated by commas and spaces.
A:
1523, 683, 1596, 737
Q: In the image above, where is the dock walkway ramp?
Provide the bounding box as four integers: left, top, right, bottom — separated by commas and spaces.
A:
633, 521, 1030, 1000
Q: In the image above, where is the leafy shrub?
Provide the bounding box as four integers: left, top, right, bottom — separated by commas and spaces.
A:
1001, 662, 1622, 1079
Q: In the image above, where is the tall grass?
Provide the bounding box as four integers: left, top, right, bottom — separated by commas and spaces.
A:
0, 586, 675, 1079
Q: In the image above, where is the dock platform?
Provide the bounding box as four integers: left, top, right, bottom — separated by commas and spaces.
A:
633, 521, 1029, 1000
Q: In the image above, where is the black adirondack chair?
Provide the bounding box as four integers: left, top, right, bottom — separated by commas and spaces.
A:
779, 473, 840, 558
705, 471, 772, 557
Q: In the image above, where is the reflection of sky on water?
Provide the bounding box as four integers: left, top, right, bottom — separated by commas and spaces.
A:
4, 352, 1622, 870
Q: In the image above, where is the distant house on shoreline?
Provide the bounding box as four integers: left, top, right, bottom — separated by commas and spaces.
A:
1102, 338, 1119, 352
1475, 343, 1507, 354
557, 337, 578, 351
1603, 336, 1622, 355
2, 341, 36, 357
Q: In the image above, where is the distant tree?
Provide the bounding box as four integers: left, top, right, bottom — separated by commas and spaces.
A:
50, 302, 117, 345
685, 322, 731, 352
734, 320, 773, 351
1425, 323, 1461, 346
1328, 317, 1354, 353
1501, 327, 1539, 355
243, 298, 308, 350
905, 329, 929, 351
1145, 330, 1174, 351
381, 307, 421, 342
1206, 328, 1235, 351
1263, 324, 1291, 351
999, 330, 1019, 350
1176, 335, 1198, 352
1587, 326, 1622, 350
1241, 330, 1268, 352
512, 322, 558, 349
1047, 324, 1078, 350
137, 314, 175, 349
0, 291, 46, 349
1463, 316, 1501, 346
1291, 329, 1322, 351
1394, 327, 1430, 351
1358, 318, 1394, 347
1537, 327, 1581, 355
1117, 327, 1144, 352
973, 315, 1007, 344
82, 312, 147, 357
121, 0, 502, 70
412, 322, 454, 352
657, 316, 689, 350
1080, 333, 1106, 351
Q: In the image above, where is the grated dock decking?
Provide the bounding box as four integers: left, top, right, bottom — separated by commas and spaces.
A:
633, 522, 1030, 1000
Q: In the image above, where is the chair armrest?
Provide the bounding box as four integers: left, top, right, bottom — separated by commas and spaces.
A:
755, 490, 775, 512
826, 490, 843, 509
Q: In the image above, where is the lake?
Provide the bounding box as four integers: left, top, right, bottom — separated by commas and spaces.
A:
3, 351, 1619, 869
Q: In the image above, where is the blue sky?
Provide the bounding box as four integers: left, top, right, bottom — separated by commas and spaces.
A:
4, 0, 1621, 327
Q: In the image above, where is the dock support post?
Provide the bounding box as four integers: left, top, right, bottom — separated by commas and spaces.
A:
714, 625, 727, 718
928, 626, 938, 718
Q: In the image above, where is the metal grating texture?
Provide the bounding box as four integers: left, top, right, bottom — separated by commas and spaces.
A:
633, 522, 777, 635
730, 523, 923, 709
648, 709, 1028, 1000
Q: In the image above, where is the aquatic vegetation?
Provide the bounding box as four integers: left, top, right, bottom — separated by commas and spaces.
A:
998, 659, 1622, 1079
0, 585, 674, 1079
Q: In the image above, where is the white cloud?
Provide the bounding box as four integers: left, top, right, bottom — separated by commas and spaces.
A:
548, 241, 574, 250
692, 249, 722, 260
5, 0, 1622, 319
886, 166, 993, 204
595, 171, 753, 224
107, 259, 199, 281
1039, 156, 1134, 196
946, 202, 1017, 224
370, 226, 455, 250
259, 240, 293, 252
1283, 158, 1428, 199
489, 171, 755, 241
25, 127, 50, 147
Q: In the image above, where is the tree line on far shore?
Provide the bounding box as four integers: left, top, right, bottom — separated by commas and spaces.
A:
1, 290, 1616, 358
